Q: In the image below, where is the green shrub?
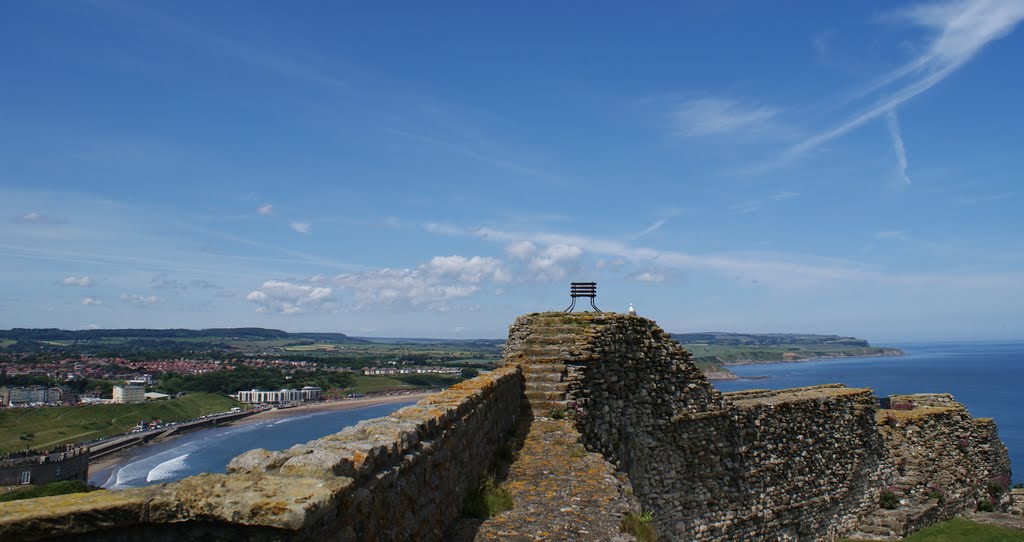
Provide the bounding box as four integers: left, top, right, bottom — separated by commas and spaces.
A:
621, 511, 657, 542
977, 499, 996, 512
0, 480, 98, 503
462, 475, 513, 519
879, 490, 899, 510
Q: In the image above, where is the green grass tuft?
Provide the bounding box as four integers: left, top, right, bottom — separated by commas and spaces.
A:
462, 474, 513, 519
621, 510, 657, 542
878, 489, 899, 509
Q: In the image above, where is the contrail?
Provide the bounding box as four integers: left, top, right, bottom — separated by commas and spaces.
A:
886, 109, 911, 185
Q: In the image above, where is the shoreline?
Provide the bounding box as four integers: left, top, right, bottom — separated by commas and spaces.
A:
87, 391, 433, 479
719, 349, 905, 367
702, 350, 905, 381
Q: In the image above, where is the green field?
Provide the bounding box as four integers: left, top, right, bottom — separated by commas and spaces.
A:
0, 393, 238, 454
683, 343, 900, 364
347, 375, 420, 394
844, 518, 1024, 541
904, 518, 1024, 541
283, 343, 339, 352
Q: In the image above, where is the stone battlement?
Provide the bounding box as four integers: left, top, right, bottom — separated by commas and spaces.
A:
0, 367, 523, 541
0, 312, 1012, 541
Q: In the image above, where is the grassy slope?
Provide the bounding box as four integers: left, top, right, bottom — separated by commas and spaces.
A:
684, 343, 898, 364
0, 393, 238, 453
904, 518, 1024, 541
347, 375, 418, 394
844, 518, 1024, 542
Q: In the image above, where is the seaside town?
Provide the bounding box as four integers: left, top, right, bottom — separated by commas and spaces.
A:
0, 351, 466, 408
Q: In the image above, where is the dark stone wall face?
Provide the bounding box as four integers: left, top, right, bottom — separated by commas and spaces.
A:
506, 312, 1012, 541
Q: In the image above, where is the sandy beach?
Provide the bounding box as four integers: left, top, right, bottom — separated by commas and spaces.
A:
235, 391, 434, 424
87, 391, 433, 479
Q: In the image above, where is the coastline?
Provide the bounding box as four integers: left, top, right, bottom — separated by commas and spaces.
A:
87, 391, 433, 479
701, 349, 905, 381
721, 348, 905, 366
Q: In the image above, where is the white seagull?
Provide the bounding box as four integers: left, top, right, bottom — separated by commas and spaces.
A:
628, 303, 636, 316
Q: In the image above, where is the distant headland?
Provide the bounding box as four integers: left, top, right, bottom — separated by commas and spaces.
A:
671, 331, 904, 379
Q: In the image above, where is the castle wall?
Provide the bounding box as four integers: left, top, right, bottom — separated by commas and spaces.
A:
507, 313, 1011, 541
866, 394, 1013, 537
0, 446, 89, 486
0, 366, 523, 541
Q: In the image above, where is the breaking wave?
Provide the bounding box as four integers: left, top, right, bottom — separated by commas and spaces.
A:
146, 453, 191, 483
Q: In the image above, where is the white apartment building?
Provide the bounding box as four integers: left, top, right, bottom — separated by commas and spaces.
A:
237, 388, 302, 404
112, 382, 145, 404
300, 386, 322, 401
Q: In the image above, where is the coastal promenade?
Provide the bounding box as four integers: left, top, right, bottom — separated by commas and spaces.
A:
87, 409, 262, 460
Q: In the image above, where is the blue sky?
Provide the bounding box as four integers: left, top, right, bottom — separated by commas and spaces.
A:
2, 1, 1023, 341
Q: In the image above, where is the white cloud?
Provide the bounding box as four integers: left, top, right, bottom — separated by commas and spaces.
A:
729, 201, 761, 215
505, 241, 537, 259
632, 271, 667, 283
768, 192, 800, 200
671, 98, 780, 136
781, 0, 1024, 163
502, 239, 582, 279
886, 109, 912, 185
81, 297, 103, 305
61, 276, 94, 287
150, 273, 220, 291
631, 219, 666, 239
474, 225, 873, 286
331, 269, 478, 308
525, 244, 583, 280
422, 255, 510, 283
11, 212, 64, 224
422, 222, 462, 236
151, 272, 187, 290
85, 324, 100, 330
257, 204, 273, 216
290, 222, 311, 234
120, 293, 165, 304
246, 280, 333, 315
249, 253, 512, 313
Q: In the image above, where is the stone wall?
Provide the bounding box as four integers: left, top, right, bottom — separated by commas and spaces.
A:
0, 366, 523, 542
505, 312, 1012, 541
863, 394, 1013, 537
0, 446, 89, 486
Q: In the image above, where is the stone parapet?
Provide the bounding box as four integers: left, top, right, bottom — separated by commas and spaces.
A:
0, 366, 524, 542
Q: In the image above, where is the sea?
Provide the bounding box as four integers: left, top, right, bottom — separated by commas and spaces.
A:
90, 341, 1024, 488
713, 340, 1024, 484
90, 400, 417, 489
